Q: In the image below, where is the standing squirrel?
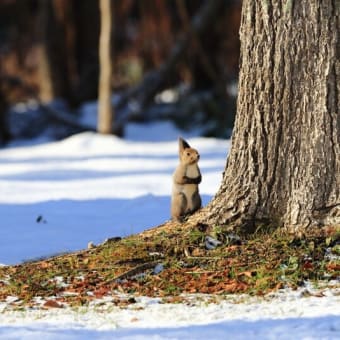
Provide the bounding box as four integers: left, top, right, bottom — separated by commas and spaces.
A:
171, 137, 202, 221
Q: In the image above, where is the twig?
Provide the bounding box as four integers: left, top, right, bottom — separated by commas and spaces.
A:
186, 256, 224, 260
99, 261, 158, 287
185, 270, 222, 274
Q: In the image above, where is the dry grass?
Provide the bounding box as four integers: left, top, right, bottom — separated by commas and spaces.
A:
0, 216, 339, 307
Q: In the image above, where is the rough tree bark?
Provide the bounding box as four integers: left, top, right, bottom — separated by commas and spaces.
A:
203, 0, 339, 234
97, 0, 114, 134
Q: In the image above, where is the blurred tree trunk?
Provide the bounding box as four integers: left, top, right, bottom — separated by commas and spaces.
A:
37, 0, 72, 103
0, 89, 9, 145
37, 0, 54, 103
97, 0, 113, 134
202, 0, 339, 234
73, 0, 100, 104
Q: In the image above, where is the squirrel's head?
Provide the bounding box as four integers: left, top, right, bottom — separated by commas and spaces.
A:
178, 137, 200, 165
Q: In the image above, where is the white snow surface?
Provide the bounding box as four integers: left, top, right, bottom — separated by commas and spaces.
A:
0, 122, 226, 265
0, 288, 339, 339
0, 121, 339, 339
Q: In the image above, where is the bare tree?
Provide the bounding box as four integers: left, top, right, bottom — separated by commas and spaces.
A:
97, 0, 113, 134
37, 0, 72, 103
200, 0, 339, 234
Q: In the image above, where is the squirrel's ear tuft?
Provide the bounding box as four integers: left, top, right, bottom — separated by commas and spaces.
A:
179, 137, 190, 152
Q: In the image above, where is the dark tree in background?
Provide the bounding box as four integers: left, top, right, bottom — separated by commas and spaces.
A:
72, 0, 100, 104
38, 0, 72, 102
0, 90, 9, 145
0, 1, 241, 106
0, 0, 242, 141
202, 0, 339, 234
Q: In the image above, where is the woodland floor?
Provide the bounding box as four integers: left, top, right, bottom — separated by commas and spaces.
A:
0, 212, 339, 309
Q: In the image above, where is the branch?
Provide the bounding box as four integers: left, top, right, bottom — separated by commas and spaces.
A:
40, 103, 96, 132
98, 261, 158, 287
115, 0, 225, 112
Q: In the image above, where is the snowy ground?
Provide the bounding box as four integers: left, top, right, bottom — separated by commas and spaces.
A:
0, 121, 339, 339
0, 287, 339, 340
0, 121, 227, 265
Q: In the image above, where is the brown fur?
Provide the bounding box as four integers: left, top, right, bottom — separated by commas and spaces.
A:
171, 138, 202, 221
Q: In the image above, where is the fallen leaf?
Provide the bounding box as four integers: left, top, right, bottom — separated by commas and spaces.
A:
94, 287, 110, 298
39, 261, 52, 269
302, 261, 314, 270
238, 271, 254, 278
326, 263, 340, 271
43, 300, 62, 308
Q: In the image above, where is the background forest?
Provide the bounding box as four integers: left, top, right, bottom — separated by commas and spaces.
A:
0, 0, 241, 145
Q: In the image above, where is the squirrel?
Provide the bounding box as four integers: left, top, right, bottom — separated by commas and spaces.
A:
171, 137, 202, 221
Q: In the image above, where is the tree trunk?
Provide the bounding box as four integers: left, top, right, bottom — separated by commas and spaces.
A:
0, 89, 9, 145
73, 0, 100, 104
37, 0, 54, 103
203, 0, 339, 234
97, 0, 114, 135
37, 0, 72, 103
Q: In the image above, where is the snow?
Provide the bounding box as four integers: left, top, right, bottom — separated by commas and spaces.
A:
0, 123, 226, 265
0, 289, 339, 339
0, 121, 339, 339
